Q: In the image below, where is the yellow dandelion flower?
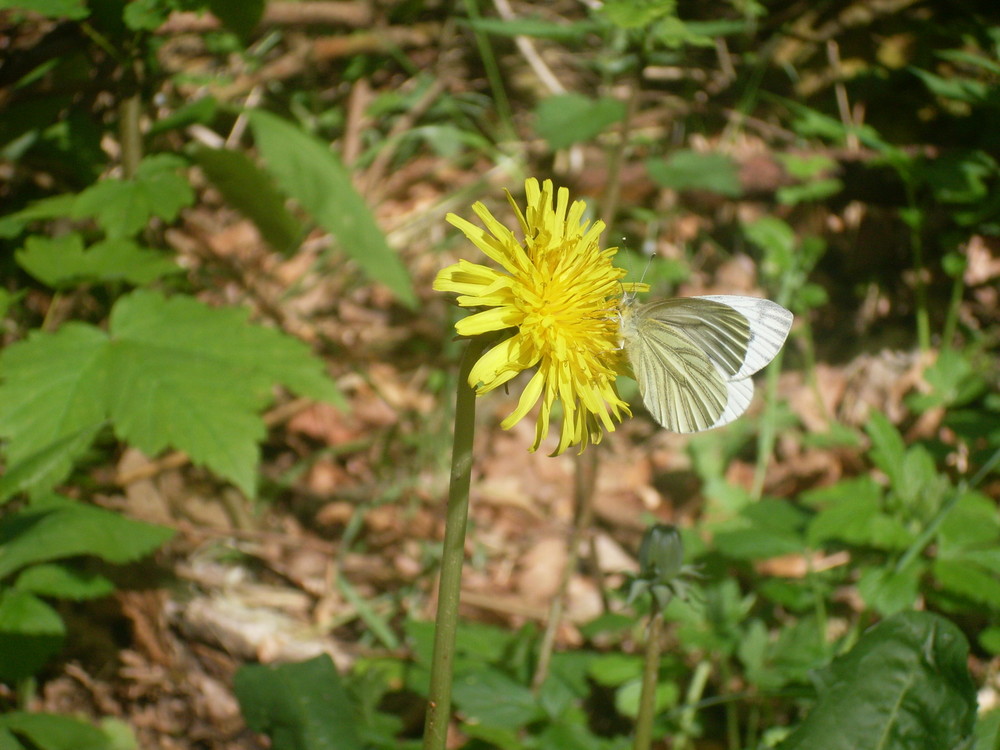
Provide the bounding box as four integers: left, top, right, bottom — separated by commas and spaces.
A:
434, 178, 642, 454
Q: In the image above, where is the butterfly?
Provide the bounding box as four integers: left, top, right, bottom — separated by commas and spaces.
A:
618, 295, 793, 433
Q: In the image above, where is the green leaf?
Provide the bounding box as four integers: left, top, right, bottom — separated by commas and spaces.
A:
646, 150, 743, 197
191, 146, 301, 253
0, 321, 110, 483
0, 589, 65, 683
0, 497, 174, 579
0, 0, 88, 19
866, 412, 907, 488
15, 234, 179, 287
600, 0, 676, 28
465, 16, 598, 41
974, 709, 1000, 750
72, 155, 194, 238
0, 712, 112, 750
777, 612, 976, 750
207, 0, 265, 39
805, 477, 913, 551
0, 291, 342, 497
0, 195, 77, 239
615, 677, 678, 719
714, 499, 809, 560
857, 560, 925, 616
452, 667, 545, 729
248, 111, 417, 308
933, 559, 1000, 608
14, 563, 114, 600
533, 94, 627, 150
744, 216, 796, 273
234, 654, 364, 750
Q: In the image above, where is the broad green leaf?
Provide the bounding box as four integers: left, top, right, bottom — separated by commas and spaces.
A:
106, 291, 342, 495
208, 0, 265, 39
0, 0, 88, 19
247, 110, 417, 308
933, 559, 1000, 608
72, 155, 194, 238
0, 589, 65, 683
16, 234, 179, 287
587, 653, 644, 687
0, 423, 105, 503
857, 559, 925, 615
777, 612, 976, 750
14, 563, 114, 600
0, 497, 174, 579
646, 150, 743, 197
234, 654, 364, 750
937, 491, 1000, 553
806, 477, 913, 550
974, 710, 1000, 750
714, 499, 809, 560
0, 195, 77, 239
615, 677, 678, 719
0, 322, 110, 468
534, 94, 627, 150
0, 712, 111, 750
191, 146, 301, 253
0, 291, 342, 497
452, 667, 545, 729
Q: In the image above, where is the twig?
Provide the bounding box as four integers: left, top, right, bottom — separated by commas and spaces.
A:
491, 0, 566, 94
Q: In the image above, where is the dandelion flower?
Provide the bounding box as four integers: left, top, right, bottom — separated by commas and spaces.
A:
434, 178, 642, 454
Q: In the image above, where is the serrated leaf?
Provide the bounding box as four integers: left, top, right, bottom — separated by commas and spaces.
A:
234, 654, 364, 750
0, 322, 110, 467
14, 563, 114, 600
191, 146, 301, 253
533, 93, 627, 150
0, 423, 106, 503
646, 150, 743, 197
0, 497, 174, 580
777, 611, 976, 750
0, 291, 342, 497
0, 712, 112, 750
248, 110, 417, 308
72, 155, 194, 238
105, 291, 342, 495
15, 234, 179, 287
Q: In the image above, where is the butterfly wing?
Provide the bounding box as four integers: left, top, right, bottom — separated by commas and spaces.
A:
621, 296, 792, 433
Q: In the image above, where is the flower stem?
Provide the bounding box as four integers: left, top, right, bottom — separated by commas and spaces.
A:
633, 609, 664, 750
422, 336, 488, 750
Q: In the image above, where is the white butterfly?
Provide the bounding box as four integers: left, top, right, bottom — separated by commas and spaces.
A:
618, 295, 793, 433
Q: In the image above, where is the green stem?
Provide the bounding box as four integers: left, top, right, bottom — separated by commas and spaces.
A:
422, 336, 489, 750
633, 610, 664, 750
675, 661, 712, 750
460, 0, 515, 144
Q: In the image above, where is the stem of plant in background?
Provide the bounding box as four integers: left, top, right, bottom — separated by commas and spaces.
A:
531, 448, 598, 692
422, 336, 489, 750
